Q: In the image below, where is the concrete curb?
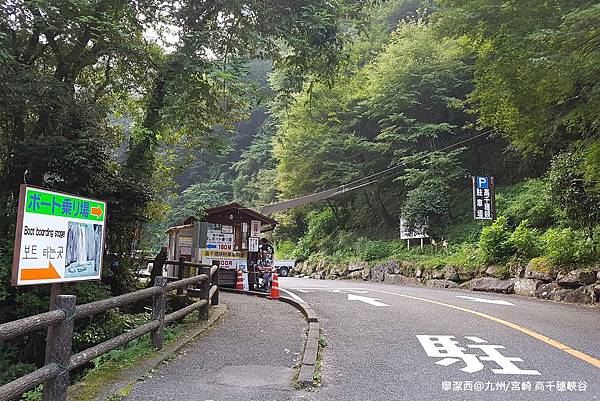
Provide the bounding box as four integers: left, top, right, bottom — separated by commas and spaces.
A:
275, 296, 320, 387
221, 288, 321, 387
68, 305, 227, 401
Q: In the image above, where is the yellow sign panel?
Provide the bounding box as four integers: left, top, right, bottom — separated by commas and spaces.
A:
201, 249, 247, 259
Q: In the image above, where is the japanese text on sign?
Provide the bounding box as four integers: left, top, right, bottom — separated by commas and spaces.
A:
472, 176, 496, 220
12, 185, 107, 286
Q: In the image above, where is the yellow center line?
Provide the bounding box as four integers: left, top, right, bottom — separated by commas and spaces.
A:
368, 288, 600, 370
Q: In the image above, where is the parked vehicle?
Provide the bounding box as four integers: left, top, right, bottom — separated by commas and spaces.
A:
274, 259, 295, 277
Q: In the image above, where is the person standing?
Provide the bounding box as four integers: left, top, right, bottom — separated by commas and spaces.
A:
258, 238, 274, 290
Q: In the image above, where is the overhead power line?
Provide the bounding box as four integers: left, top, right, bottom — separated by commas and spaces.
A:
261, 129, 496, 215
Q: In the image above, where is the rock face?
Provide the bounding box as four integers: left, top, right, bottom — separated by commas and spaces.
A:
370, 265, 386, 282
513, 278, 542, 297
426, 279, 459, 289
458, 270, 475, 282
557, 268, 598, 288
347, 261, 368, 273
562, 285, 596, 304
484, 265, 499, 277
400, 261, 418, 277
430, 269, 444, 279
347, 270, 363, 280
468, 277, 515, 294
535, 283, 569, 301
384, 261, 401, 275
535, 283, 596, 304
524, 258, 557, 281
442, 265, 459, 281
383, 274, 419, 287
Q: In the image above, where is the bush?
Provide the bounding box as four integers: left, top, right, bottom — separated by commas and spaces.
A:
498, 179, 555, 228
291, 208, 337, 260
542, 228, 594, 265
492, 265, 512, 280
507, 221, 542, 259
274, 240, 296, 259
445, 243, 485, 271
548, 149, 600, 231
479, 216, 515, 264
354, 238, 395, 261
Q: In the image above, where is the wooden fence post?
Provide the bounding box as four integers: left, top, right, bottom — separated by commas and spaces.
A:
151, 276, 168, 349
43, 295, 76, 401
199, 267, 210, 321
211, 263, 219, 306
177, 257, 185, 295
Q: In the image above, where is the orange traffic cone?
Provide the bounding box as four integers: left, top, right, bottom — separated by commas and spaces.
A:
236, 269, 244, 291
268, 272, 280, 300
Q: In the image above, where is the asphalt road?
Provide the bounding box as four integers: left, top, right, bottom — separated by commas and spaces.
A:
280, 277, 600, 401
126, 292, 308, 401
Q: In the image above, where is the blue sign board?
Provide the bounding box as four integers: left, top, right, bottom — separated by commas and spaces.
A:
475, 176, 489, 189
472, 176, 496, 220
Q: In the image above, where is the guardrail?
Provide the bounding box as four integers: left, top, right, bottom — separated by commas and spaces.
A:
0, 263, 220, 401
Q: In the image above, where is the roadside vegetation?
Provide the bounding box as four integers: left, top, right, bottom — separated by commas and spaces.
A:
261, 0, 600, 279
1, 0, 599, 392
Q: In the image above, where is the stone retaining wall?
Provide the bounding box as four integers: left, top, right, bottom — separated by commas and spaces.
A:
292, 259, 600, 305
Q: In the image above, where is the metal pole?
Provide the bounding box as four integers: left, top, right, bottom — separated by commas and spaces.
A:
151, 276, 168, 349
43, 295, 76, 401
211, 264, 219, 306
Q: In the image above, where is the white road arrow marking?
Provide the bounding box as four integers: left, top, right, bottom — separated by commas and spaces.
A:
347, 290, 368, 294
347, 294, 388, 307
456, 295, 515, 306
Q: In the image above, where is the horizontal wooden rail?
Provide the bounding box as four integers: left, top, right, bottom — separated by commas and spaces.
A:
76, 286, 160, 318
166, 274, 209, 291
0, 310, 66, 342
69, 320, 161, 369
0, 363, 61, 401
164, 299, 208, 325
0, 262, 220, 401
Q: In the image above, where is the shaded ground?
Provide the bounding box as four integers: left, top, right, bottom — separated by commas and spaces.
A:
126, 293, 309, 401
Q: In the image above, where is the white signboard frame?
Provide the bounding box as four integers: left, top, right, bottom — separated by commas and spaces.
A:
12, 185, 107, 286
399, 218, 429, 240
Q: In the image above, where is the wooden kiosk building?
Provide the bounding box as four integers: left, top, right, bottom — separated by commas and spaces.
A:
165, 202, 277, 289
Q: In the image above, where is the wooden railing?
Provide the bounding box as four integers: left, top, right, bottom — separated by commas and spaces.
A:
0, 263, 220, 401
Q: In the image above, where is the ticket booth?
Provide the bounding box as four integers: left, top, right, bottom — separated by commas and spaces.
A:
165, 202, 277, 288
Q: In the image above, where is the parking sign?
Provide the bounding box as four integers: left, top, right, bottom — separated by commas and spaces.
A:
472, 176, 496, 220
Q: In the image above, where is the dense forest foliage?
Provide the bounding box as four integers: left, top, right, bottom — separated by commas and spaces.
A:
0, 0, 376, 389
1, 0, 599, 392
237, 0, 600, 271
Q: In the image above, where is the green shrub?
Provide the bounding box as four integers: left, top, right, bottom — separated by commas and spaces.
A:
548, 148, 600, 231
274, 240, 296, 259
479, 216, 515, 264
492, 265, 512, 280
542, 228, 594, 265
354, 238, 394, 261
498, 179, 555, 228
507, 221, 542, 259
291, 208, 337, 260
445, 243, 485, 270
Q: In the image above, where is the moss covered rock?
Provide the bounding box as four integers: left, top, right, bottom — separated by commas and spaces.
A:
525, 257, 556, 281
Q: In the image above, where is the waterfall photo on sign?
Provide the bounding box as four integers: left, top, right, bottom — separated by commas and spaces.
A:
65, 222, 103, 277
